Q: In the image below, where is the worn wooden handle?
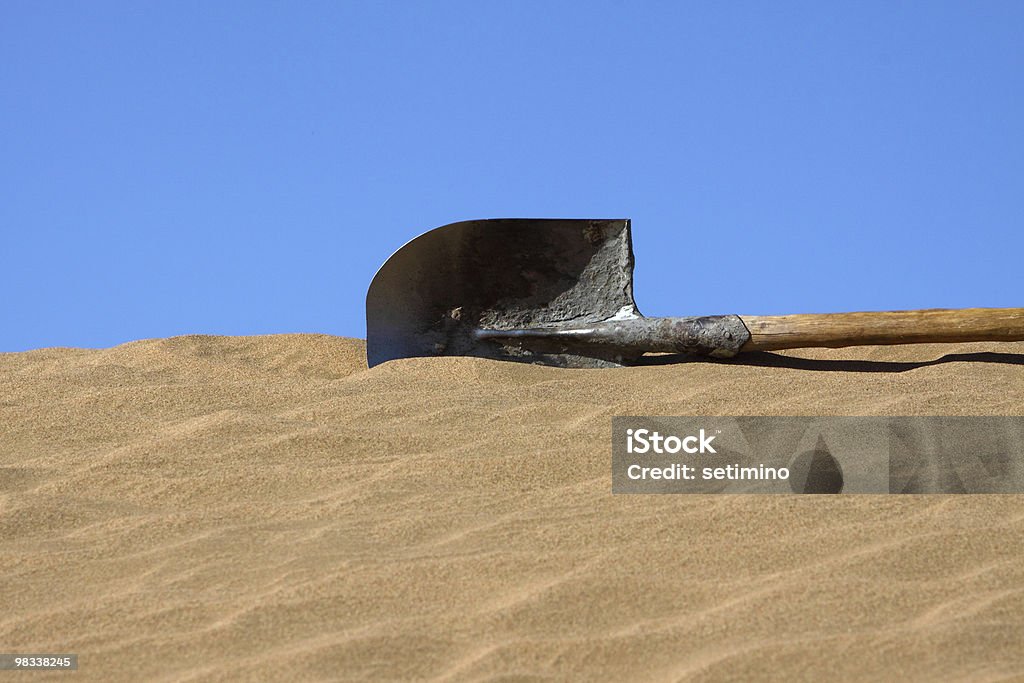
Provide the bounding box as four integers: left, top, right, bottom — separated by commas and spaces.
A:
739, 308, 1024, 352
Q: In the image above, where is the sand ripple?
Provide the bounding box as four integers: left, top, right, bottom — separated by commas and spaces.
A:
1, 336, 1022, 680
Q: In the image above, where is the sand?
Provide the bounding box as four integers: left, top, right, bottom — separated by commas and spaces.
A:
1, 334, 1023, 681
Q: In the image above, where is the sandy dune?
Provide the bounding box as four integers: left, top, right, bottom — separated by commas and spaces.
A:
2, 335, 1023, 681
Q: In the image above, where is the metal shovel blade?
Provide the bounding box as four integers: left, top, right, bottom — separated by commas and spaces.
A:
366, 218, 641, 368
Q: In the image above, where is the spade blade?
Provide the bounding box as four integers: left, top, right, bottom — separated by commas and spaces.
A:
366, 218, 640, 368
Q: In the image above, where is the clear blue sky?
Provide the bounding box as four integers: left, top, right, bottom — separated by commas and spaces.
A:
3, 2, 1022, 352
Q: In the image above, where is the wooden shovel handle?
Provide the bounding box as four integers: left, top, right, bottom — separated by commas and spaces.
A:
739, 308, 1024, 352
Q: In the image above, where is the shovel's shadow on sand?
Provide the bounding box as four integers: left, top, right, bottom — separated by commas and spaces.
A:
638, 351, 1024, 373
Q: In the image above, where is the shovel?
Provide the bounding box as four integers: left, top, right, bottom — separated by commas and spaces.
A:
366, 219, 1024, 368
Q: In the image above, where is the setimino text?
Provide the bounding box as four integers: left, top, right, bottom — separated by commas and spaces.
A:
624, 428, 790, 481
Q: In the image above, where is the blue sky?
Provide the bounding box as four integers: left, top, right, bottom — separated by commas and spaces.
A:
3, 2, 1022, 352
